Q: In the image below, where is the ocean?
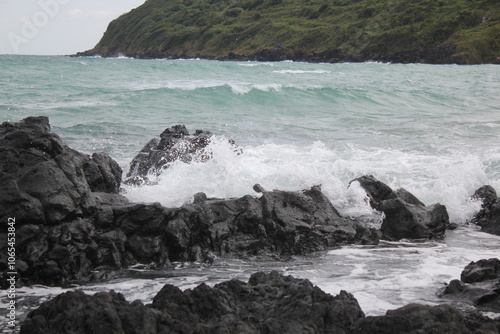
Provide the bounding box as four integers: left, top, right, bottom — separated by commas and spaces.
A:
1, 55, 499, 327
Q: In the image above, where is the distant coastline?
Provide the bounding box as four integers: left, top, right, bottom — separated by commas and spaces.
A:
76, 43, 480, 65
76, 0, 499, 65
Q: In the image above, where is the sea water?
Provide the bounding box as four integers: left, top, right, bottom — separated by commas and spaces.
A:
1, 55, 499, 327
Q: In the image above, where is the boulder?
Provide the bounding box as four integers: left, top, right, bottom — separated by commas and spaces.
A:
439, 259, 500, 313
21, 290, 157, 334
351, 175, 450, 240
0, 116, 122, 227
0, 117, 128, 286
461, 259, 500, 283
352, 303, 471, 334
471, 185, 500, 236
175, 185, 379, 261
22, 271, 365, 334
124, 125, 213, 185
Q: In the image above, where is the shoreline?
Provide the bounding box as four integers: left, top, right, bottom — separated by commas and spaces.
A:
74, 44, 500, 65
1, 116, 499, 333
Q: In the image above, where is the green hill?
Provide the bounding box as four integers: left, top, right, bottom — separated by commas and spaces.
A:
80, 0, 500, 64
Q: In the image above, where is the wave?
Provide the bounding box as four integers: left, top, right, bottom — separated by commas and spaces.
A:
130, 81, 291, 95
273, 70, 331, 74
123, 137, 485, 224
237, 62, 277, 67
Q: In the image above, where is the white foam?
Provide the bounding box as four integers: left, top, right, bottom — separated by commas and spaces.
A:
123, 137, 492, 224
237, 62, 277, 67
273, 70, 331, 74
229, 83, 283, 94
313, 226, 500, 315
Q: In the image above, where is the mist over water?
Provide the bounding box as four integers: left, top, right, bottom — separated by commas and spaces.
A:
1, 55, 499, 321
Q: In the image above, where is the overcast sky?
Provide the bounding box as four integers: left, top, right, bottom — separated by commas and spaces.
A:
0, 0, 145, 55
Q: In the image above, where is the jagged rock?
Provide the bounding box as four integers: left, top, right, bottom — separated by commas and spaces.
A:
352, 304, 471, 334
83, 152, 122, 193
21, 290, 157, 334
471, 185, 500, 236
0, 116, 122, 227
0, 117, 377, 286
21, 271, 365, 334
462, 311, 500, 334
111, 185, 379, 265
124, 125, 213, 185
461, 259, 500, 283
439, 259, 500, 313
473, 186, 498, 210
0, 117, 128, 286
351, 175, 450, 240
174, 185, 379, 260
3, 182, 378, 285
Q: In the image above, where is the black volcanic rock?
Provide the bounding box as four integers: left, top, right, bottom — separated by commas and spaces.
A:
439, 259, 500, 314
183, 185, 379, 259
0, 117, 377, 286
352, 303, 471, 334
20, 290, 157, 334
21, 271, 365, 334
124, 124, 213, 185
461, 259, 500, 284
0, 116, 122, 227
0, 117, 129, 285
110, 184, 379, 266
351, 175, 450, 240
471, 185, 500, 236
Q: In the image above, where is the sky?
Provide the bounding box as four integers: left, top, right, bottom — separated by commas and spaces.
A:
0, 0, 146, 55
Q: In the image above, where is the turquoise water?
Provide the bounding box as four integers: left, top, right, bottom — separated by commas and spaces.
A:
2, 55, 499, 220
1, 55, 499, 327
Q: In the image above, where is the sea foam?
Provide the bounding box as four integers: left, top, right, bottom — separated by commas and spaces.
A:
123, 135, 485, 224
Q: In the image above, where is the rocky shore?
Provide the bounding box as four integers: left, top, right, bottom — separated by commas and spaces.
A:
76, 43, 464, 65
20, 269, 500, 333
1, 116, 499, 333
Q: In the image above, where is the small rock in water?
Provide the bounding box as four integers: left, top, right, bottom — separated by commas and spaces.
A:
470, 185, 500, 236
351, 175, 450, 240
124, 125, 213, 185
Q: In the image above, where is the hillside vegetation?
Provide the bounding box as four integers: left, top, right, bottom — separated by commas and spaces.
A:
82, 0, 500, 64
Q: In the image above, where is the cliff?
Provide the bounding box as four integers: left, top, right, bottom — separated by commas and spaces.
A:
78, 0, 499, 64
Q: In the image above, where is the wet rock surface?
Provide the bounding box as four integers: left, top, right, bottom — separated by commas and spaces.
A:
124, 124, 244, 186
0, 117, 377, 286
351, 175, 450, 240
124, 124, 214, 185
471, 185, 500, 236
461, 259, 500, 284
21, 271, 500, 334
21, 271, 365, 334
4, 117, 500, 334
0, 117, 126, 285
352, 303, 472, 334
439, 258, 500, 314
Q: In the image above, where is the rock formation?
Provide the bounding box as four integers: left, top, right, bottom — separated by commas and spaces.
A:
124, 125, 214, 185
352, 304, 472, 334
351, 175, 450, 240
21, 270, 500, 334
439, 258, 500, 314
471, 185, 500, 236
0, 117, 377, 286
21, 271, 365, 334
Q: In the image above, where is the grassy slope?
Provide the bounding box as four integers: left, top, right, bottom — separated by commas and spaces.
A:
89, 0, 499, 63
